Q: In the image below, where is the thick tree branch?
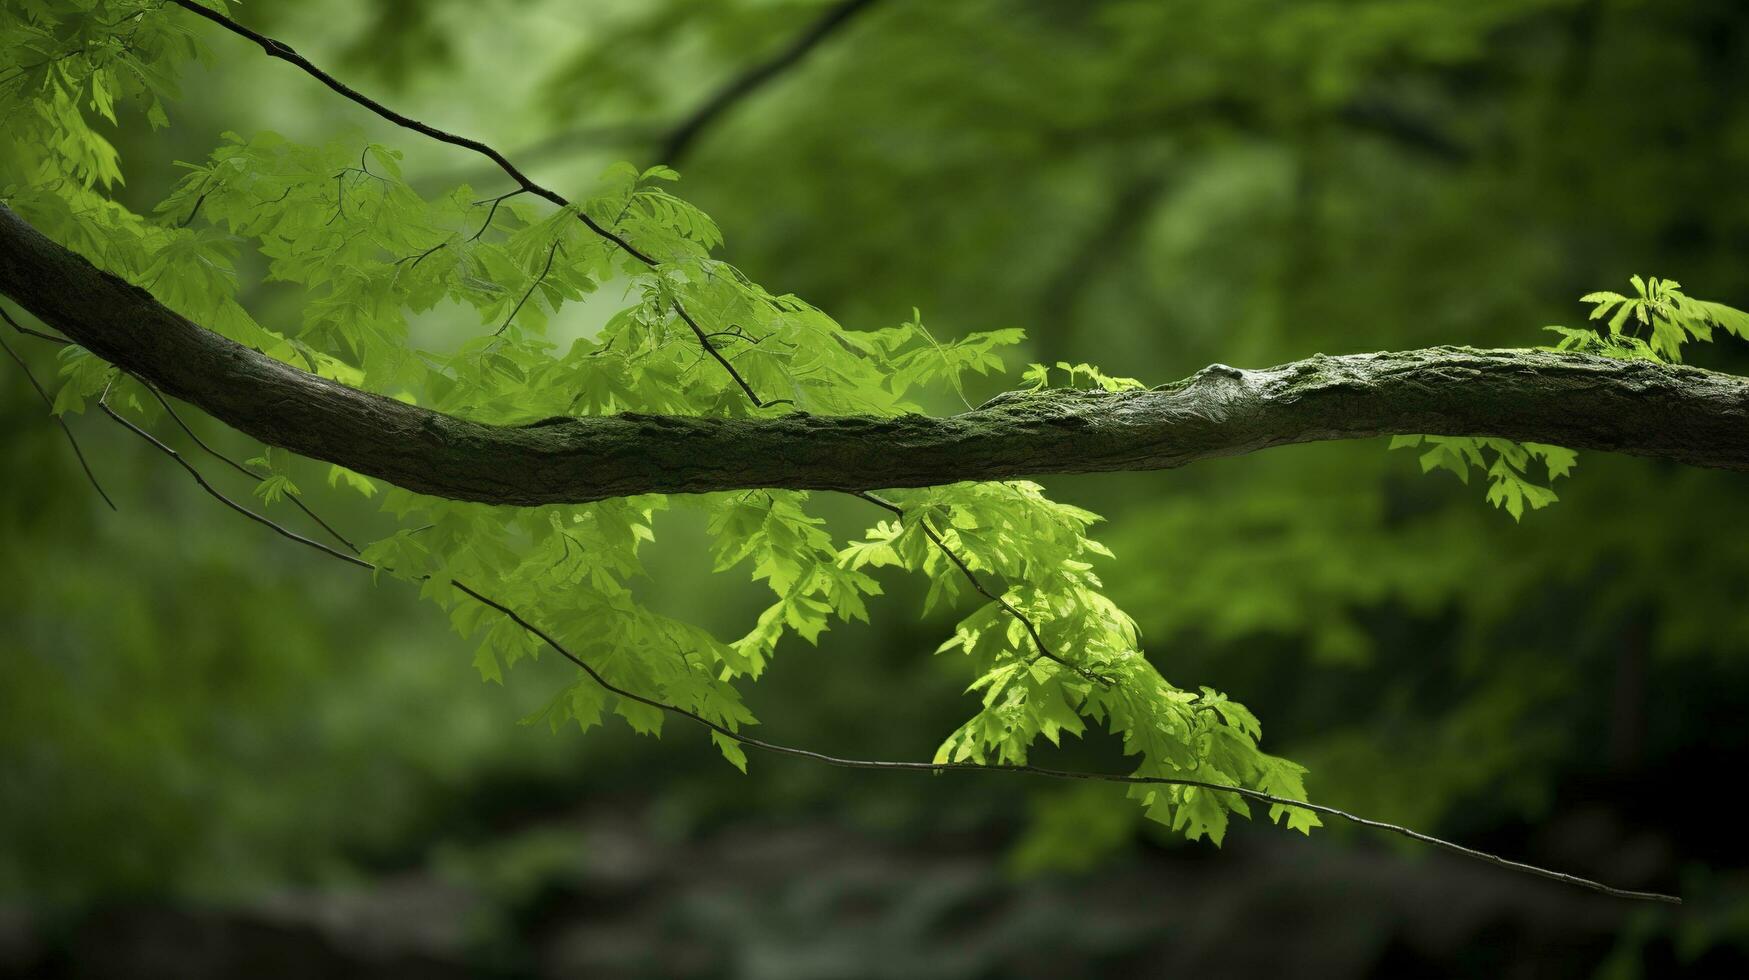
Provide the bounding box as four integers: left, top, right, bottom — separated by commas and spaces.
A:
4, 204, 1746, 507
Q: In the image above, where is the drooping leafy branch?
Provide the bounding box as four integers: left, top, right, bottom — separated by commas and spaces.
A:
75, 357, 1680, 905
2, 0, 1736, 904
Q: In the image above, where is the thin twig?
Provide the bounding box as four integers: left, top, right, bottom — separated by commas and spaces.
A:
396, 239, 450, 269
0, 322, 115, 510
852, 490, 1114, 687
98, 379, 369, 570
145, 385, 361, 555
418, 124, 655, 190
97, 367, 1679, 905
468, 188, 526, 242
325, 171, 347, 225
3, 307, 71, 346
674, 300, 790, 406
463, 573, 1680, 906
496, 239, 562, 336
178, 184, 212, 228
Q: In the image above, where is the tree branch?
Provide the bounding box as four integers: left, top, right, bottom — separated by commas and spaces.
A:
659, 0, 882, 166
4, 204, 1747, 507
2, 305, 72, 345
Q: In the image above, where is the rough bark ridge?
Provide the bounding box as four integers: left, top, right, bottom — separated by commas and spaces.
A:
3, 204, 1746, 506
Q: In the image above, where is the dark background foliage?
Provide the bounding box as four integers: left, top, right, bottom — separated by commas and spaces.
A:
3, 0, 1747, 975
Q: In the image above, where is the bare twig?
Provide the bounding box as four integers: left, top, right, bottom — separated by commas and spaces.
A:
98, 379, 369, 570
420, 124, 654, 190
145, 385, 361, 555
396, 239, 450, 269
177, 176, 214, 228
3, 306, 71, 346
675, 301, 791, 407
0, 312, 114, 510
468, 188, 526, 242
496, 240, 563, 336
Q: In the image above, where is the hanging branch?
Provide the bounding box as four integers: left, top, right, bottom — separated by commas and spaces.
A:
145, 385, 361, 555
91, 370, 1680, 906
